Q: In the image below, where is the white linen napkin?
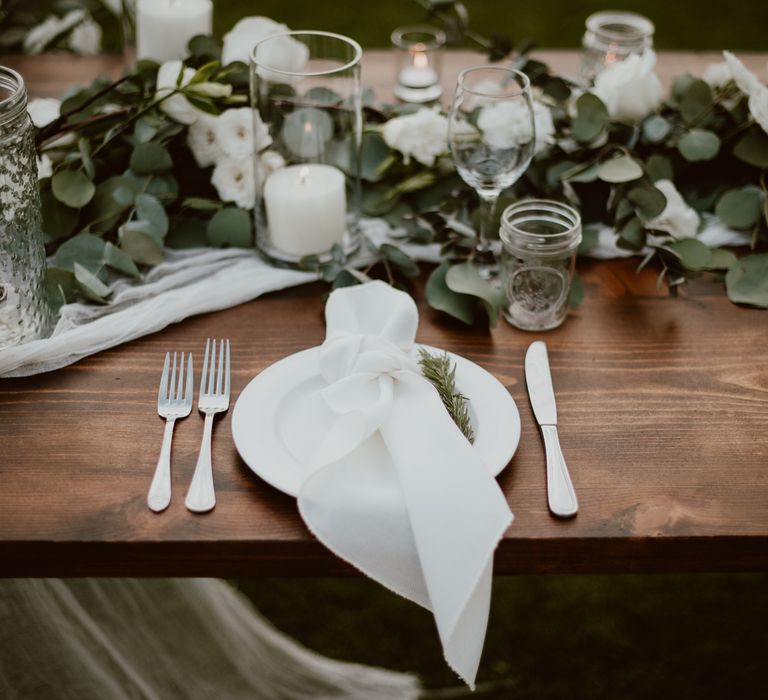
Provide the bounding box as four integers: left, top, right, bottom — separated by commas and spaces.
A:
290, 281, 514, 688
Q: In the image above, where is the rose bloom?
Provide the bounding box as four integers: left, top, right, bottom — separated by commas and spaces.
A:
214, 108, 272, 159
477, 100, 555, 155
703, 62, 733, 90
211, 157, 256, 209
187, 115, 225, 168
382, 107, 448, 167
68, 16, 102, 56
592, 51, 663, 123
646, 179, 700, 239
723, 51, 768, 134
154, 60, 199, 126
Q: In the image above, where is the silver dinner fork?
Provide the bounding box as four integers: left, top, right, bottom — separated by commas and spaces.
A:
148, 351, 193, 513
185, 338, 231, 513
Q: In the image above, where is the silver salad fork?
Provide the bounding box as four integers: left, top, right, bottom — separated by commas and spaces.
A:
185, 338, 230, 513
148, 351, 193, 512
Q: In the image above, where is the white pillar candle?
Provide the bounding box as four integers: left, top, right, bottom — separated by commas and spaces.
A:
264, 164, 347, 256
136, 0, 212, 63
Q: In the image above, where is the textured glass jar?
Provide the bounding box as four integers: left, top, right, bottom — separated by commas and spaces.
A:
580, 11, 654, 84
500, 200, 581, 331
0, 66, 52, 349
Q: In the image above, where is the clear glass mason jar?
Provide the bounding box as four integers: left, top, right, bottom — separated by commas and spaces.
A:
0, 66, 52, 349
580, 10, 655, 84
500, 200, 581, 331
250, 31, 363, 267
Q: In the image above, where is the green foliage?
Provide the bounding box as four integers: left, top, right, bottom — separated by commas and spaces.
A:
726, 254, 768, 307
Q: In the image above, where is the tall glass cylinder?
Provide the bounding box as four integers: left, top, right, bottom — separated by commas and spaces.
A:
0, 67, 52, 349
250, 31, 363, 266
580, 11, 654, 83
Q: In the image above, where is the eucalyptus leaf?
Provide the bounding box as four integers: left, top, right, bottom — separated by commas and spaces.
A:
572, 93, 609, 144
104, 242, 141, 278
706, 248, 738, 270
361, 131, 393, 182
678, 129, 720, 162
666, 238, 712, 271
166, 217, 210, 249
641, 115, 672, 143
715, 188, 762, 229
628, 184, 667, 220
206, 208, 253, 247
52, 170, 96, 208
561, 161, 600, 183
282, 107, 334, 158
733, 126, 768, 168
45, 267, 78, 311
597, 155, 643, 183
41, 189, 78, 241
85, 175, 138, 233
679, 79, 713, 125
130, 142, 173, 175
425, 262, 477, 325
645, 154, 674, 182
725, 254, 768, 307
618, 217, 646, 251
380, 244, 420, 278
119, 228, 164, 265
53, 233, 107, 276
74, 262, 111, 302
135, 193, 169, 238
445, 261, 503, 327
578, 225, 599, 254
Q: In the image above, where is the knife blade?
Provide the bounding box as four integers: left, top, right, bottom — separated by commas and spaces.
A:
524, 341, 578, 518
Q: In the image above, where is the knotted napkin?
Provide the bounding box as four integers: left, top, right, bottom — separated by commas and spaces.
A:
289, 281, 513, 687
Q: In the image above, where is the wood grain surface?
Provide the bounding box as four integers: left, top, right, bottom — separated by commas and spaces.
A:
0, 53, 767, 577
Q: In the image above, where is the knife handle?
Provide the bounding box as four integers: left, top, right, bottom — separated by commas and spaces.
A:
540, 424, 578, 518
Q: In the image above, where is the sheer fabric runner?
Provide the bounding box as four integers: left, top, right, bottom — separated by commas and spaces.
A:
0, 578, 419, 699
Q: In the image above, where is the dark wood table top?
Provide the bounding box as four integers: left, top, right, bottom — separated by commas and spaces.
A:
1, 53, 767, 577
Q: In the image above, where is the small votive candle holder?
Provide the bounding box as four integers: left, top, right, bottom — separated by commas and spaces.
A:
499, 200, 582, 332
391, 25, 445, 103
120, 0, 213, 65
580, 10, 654, 84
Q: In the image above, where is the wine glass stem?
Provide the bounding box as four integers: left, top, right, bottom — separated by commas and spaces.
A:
475, 193, 499, 272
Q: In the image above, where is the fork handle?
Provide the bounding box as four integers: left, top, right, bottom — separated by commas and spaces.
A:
186, 413, 216, 513
148, 418, 175, 513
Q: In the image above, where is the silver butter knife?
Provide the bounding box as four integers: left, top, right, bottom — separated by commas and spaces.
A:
524, 341, 578, 518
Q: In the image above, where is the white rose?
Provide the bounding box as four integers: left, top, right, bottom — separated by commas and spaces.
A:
68, 16, 102, 56
154, 60, 199, 125
259, 150, 285, 177
703, 62, 732, 90
646, 179, 700, 239
253, 34, 310, 81
382, 106, 448, 167
23, 10, 85, 54
222, 16, 292, 66
476, 99, 554, 155
214, 107, 271, 158
593, 51, 663, 123
211, 157, 256, 209
723, 51, 768, 134
37, 154, 53, 180
187, 114, 225, 167
27, 98, 61, 128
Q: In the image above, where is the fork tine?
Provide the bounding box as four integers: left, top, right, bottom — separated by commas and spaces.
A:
215, 338, 224, 395
158, 352, 170, 404
170, 352, 178, 402
224, 339, 230, 400
175, 352, 185, 401
200, 338, 210, 396
207, 339, 217, 395
184, 352, 194, 405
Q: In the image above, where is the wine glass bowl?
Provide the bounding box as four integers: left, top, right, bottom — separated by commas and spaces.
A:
448, 67, 535, 278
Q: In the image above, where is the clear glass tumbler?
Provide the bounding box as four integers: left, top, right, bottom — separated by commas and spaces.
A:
250, 31, 363, 267
391, 25, 445, 104
500, 199, 581, 331
580, 11, 654, 84
0, 66, 52, 349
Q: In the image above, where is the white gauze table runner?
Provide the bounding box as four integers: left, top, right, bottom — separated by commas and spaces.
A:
288, 281, 513, 688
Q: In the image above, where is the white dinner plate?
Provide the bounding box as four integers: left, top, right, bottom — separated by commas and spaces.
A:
231, 345, 520, 497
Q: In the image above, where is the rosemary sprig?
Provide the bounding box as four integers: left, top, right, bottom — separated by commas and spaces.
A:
418, 348, 475, 444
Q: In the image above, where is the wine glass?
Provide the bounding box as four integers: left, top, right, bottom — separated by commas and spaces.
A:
448, 67, 535, 279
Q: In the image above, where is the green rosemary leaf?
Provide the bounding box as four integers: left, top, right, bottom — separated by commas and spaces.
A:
418, 348, 475, 444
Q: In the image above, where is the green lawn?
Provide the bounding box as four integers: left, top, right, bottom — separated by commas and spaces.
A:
237, 573, 768, 698
214, 0, 768, 51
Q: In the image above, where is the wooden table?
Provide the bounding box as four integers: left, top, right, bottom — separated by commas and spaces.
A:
1, 52, 767, 577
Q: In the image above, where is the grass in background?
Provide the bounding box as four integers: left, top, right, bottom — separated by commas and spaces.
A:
237, 574, 768, 698
214, 0, 768, 51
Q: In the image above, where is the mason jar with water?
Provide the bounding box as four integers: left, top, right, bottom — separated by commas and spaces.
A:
499, 199, 581, 331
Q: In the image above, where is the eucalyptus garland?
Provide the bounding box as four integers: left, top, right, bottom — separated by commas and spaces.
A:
32, 20, 768, 327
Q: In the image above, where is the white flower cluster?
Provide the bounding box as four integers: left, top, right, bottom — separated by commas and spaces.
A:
221, 16, 308, 71
723, 52, 768, 135
382, 107, 449, 167
592, 51, 663, 123
23, 9, 102, 55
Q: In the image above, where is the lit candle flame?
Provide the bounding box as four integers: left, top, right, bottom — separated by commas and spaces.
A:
299, 166, 310, 185
414, 51, 428, 69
